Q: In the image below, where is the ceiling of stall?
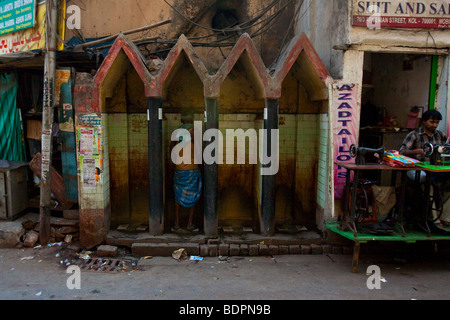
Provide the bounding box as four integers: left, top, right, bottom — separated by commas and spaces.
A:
99, 49, 132, 100
293, 51, 328, 102
162, 51, 205, 112
99, 48, 149, 114
218, 53, 266, 113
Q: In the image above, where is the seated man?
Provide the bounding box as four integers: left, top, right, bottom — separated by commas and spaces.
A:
399, 110, 449, 228
399, 110, 447, 162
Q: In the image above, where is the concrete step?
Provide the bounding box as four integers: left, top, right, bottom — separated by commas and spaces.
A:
130, 242, 351, 257
132, 243, 200, 257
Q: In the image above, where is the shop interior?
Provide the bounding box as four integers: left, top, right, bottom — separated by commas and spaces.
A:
360, 51, 433, 184
16, 70, 75, 213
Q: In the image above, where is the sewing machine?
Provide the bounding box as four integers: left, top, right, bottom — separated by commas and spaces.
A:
423, 143, 450, 166
349, 144, 385, 165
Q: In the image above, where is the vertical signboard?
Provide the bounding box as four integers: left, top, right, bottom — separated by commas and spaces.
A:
333, 83, 360, 199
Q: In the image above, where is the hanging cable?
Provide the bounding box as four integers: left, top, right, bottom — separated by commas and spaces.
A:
163, 0, 284, 33
130, 0, 308, 60
272, 0, 312, 66
45, 0, 68, 47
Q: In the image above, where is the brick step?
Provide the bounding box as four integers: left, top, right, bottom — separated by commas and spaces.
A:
131, 242, 353, 257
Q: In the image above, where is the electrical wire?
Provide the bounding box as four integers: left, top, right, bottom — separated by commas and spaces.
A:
66, 0, 87, 11
249, 3, 289, 38
75, 0, 300, 54
45, 0, 69, 47
128, 1, 281, 56
274, 0, 304, 54
273, 0, 312, 66
149, 0, 298, 50
86, 0, 312, 61
163, 0, 285, 34
135, 0, 150, 26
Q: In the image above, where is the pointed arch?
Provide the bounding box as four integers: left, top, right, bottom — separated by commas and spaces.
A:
269, 33, 332, 100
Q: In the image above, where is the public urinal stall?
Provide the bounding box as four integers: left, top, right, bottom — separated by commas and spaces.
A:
73, 33, 332, 249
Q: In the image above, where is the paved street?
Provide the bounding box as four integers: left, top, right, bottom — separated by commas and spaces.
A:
0, 241, 449, 304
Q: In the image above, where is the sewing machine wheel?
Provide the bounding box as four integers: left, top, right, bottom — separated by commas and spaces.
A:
349, 144, 357, 158
423, 143, 434, 157
355, 188, 370, 223
349, 182, 372, 223
431, 182, 444, 222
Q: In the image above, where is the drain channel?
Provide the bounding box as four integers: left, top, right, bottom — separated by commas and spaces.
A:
79, 258, 135, 273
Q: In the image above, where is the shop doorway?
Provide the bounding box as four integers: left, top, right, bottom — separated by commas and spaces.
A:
360, 52, 433, 184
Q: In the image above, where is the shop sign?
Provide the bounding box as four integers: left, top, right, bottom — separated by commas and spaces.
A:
0, 0, 42, 53
0, 0, 66, 54
333, 83, 359, 199
0, 0, 36, 35
352, 0, 450, 29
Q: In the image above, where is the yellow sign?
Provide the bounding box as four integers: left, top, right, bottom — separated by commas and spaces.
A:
0, 0, 66, 54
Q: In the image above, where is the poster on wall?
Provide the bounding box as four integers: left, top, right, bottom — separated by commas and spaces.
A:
55, 68, 71, 108
333, 83, 360, 199
79, 128, 94, 157
77, 123, 102, 189
82, 158, 96, 189
352, 0, 450, 29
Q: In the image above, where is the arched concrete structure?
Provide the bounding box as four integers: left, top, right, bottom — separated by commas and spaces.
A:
74, 32, 333, 248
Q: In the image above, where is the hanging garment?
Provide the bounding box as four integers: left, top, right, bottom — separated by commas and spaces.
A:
0, 73, 25, 161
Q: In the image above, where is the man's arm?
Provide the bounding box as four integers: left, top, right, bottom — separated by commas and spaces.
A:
399, 130, 423, 158
402, 147, 425, 158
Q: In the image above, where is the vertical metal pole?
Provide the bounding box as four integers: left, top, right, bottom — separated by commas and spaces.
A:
148, 97, 164, 235
204, 97, 219, 238
260, 98, 278, 236
40, 0, 58, 244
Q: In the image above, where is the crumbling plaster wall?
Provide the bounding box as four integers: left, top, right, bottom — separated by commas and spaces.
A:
66, 0, 297, 71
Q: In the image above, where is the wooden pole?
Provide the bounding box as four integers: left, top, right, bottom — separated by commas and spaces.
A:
40, 0, 58, 244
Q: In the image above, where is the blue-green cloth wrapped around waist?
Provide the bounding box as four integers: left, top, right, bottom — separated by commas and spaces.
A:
174, 168, 202, 208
